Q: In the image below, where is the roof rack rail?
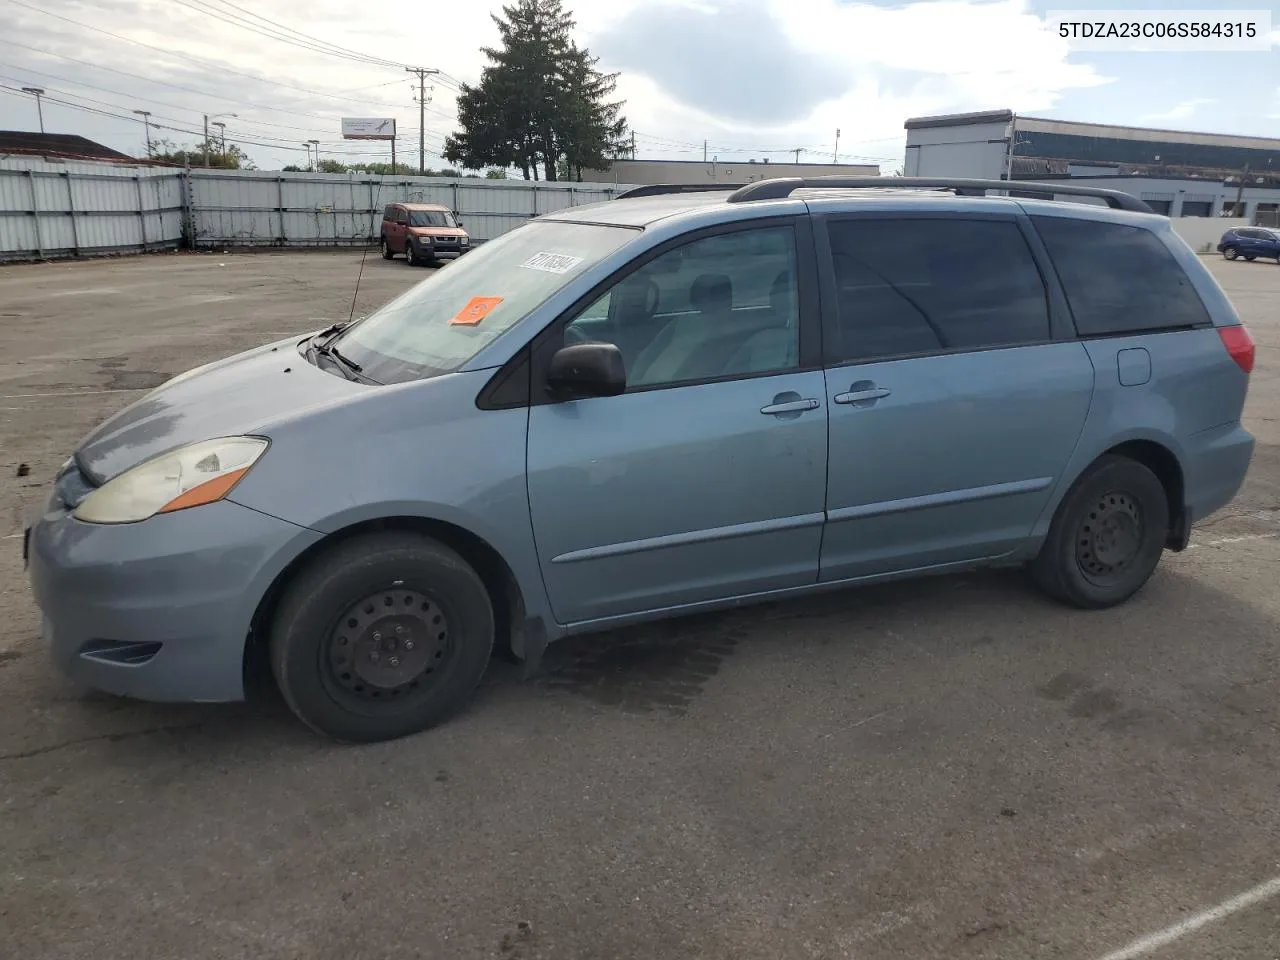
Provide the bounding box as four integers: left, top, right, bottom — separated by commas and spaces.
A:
614, 183, 745, 200
725, 176, 1154, 213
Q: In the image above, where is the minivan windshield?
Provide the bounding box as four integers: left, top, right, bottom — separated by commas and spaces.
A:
332, 220, 636, 383
409, 210, 457, 227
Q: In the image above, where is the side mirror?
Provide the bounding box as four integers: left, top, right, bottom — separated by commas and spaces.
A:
547, 343, 626, 399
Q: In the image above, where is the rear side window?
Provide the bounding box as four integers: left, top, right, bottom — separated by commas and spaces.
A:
383, 205, 396, 221
825, 218, 1050, 363
1031, 216, 1211, 336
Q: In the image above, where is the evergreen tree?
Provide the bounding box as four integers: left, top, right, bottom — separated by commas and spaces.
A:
444, 0, 628, 181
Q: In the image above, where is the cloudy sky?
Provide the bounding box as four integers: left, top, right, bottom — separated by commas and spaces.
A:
0, 0, 1276, 173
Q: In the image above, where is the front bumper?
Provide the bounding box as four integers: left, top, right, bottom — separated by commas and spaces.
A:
27, 496, 321, 702
410, 235, 468, 260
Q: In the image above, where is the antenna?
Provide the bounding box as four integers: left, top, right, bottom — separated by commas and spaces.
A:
348, 175, 389, 323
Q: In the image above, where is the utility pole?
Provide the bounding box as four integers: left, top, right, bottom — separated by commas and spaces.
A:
833, 128, 840, 164
133, 109, 152, 158
406, 66, 440, 175
1003, 115, 1017, 181
704, 140, 708, 163
21, 87, 44, 133
309, 139, 320, 171
631, 132, 636, 159
212, 121, 226, 159
793, 148, 802, 165
1234, 164, 1250, 219
302, 142, 312, 170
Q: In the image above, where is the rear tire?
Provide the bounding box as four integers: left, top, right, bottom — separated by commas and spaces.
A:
1245, 254, 1257, 261
1031, 455, 1169, 609
269, 532, 495, 743
1224, 246, 1239, 260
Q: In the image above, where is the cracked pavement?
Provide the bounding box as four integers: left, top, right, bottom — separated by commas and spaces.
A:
1, 251, 1278, 960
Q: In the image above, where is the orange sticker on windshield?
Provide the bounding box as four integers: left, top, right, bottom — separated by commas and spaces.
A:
451, 296, 504, 326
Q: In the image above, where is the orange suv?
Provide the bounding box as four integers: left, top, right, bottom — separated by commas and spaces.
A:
380, 202, 471, 266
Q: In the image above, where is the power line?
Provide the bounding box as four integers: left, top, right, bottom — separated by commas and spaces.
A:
172, 0, 403, 69
0, 44, 456, 144
2, 0, 434, 113
202, 0, 405, 68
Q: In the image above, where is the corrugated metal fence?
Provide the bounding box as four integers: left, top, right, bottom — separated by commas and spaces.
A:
0, 157, 183, 260
0, 156, 631, 262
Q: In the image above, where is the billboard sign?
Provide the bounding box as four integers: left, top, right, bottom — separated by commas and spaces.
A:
341, 118, 397, 140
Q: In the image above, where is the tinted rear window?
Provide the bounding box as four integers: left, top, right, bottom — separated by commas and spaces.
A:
826, 218, 1050, 363
1032, 216, 1211, 336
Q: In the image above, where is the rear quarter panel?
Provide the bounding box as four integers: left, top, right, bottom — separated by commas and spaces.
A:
1020, 209, 1252, 540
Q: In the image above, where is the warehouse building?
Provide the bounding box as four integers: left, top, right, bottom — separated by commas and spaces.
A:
904, 110, 1280, 225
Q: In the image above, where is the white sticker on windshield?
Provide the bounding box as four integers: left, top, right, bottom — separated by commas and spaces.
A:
520, 252, 584, 274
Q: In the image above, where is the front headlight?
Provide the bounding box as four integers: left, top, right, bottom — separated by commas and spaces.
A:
73, 437, 269, 524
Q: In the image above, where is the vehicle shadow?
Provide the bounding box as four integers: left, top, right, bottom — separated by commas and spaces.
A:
11, 560, 1277, 761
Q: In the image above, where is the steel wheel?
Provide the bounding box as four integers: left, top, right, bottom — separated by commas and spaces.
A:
1075, 491, 1143, 586
1031, 455, 1168, 609
323, 588, 453, 704
269, 531, 496, 742
1224, 246, 1239, 260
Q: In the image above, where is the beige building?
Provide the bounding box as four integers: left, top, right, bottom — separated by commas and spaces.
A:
590, 158, 882, 186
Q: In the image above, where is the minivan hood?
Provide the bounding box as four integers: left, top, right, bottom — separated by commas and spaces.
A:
75, 334, 365, 483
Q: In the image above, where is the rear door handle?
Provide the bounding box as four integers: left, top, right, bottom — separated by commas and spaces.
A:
760, 398, 820, 415
834, 388, 891, 405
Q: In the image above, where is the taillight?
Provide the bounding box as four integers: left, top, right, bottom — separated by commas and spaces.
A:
1219, 324, 1255, 374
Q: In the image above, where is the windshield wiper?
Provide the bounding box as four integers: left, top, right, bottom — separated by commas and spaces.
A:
316, 339, 364, 375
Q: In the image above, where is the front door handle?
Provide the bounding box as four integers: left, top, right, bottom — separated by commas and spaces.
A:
760, 398, 820, 415
834, 387, 891, 405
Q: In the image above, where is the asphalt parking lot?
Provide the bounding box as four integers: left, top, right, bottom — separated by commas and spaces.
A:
1, 249, 1278, 960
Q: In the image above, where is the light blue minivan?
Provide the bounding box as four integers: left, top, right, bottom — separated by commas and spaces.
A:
26, 177, 1256, 742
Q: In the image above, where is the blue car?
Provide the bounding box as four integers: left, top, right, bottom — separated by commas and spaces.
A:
1218, 226, 1280, 262
26, 177, 1256, 742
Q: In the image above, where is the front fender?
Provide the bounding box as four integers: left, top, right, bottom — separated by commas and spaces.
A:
225, 370, 556, 638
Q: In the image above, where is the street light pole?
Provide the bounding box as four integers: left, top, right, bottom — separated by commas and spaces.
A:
21, 87, 45, 133
133, 109, 152, 158
308, 139, 320, 171
302, 142, 312, 169
202, 113, 237, 167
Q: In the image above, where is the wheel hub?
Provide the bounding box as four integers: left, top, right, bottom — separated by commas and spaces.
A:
1077, 492, 1142, 577
327, 589, 449, 699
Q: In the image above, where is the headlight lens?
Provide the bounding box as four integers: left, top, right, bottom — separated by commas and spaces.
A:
73, 437, 269, 524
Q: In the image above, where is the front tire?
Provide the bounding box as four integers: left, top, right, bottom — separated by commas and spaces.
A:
380, 237, 394, 260
1031, 456, 1169, 609
269, 532, 495, 743
404, 241, 418, 266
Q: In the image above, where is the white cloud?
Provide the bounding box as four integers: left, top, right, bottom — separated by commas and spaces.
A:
0, 0, 1111, 171
1139, 98, 1217, 124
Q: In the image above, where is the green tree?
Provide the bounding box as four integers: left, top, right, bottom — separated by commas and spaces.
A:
315, 158, 348, 173
150, 137, 256, 170
485, 167, 509, 179
443, 0, 628, 181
